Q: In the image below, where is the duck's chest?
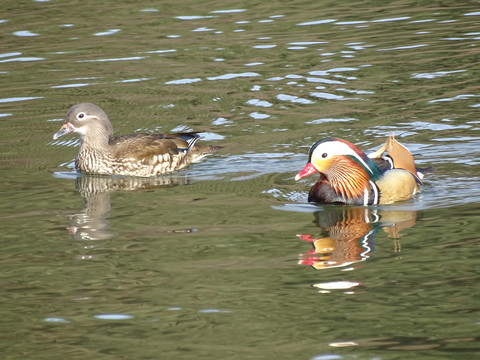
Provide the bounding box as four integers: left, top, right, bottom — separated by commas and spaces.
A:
75, 148, 116, 175
308, 179, 379, 205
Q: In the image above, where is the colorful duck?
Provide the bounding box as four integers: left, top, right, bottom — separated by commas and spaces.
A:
53, 103, 221, 177
295, 136, 425, 205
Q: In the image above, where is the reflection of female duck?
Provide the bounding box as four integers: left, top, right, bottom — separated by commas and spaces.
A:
295, 136, 427, 205
68, 175, 188, 242
69, 176, 115, 242
298, 206, 417, 270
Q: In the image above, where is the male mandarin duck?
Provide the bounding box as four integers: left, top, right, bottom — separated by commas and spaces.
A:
295, 136, 425, 205
53, 103, 221, 177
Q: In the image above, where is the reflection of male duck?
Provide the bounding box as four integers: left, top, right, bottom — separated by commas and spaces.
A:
297, 206, 417, 270
68, 175, 188, 242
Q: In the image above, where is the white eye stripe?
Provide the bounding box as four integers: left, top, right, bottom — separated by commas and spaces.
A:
312, 141, 374, 175
312, 141, 352, 158
75, 112, 98, 122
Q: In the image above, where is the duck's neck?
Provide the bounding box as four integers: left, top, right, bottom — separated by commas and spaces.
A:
76, 134, 114, 174
80, 132, 111, 152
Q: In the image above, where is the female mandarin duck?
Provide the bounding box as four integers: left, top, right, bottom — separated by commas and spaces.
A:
295, 136, 425, 205
53, 103, 221, 177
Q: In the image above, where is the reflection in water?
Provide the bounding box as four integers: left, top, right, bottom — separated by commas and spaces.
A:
297, 206, 417, 270
67, 174, 188, 243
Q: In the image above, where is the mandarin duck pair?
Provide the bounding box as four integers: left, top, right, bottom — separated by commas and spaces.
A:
53, 103, 426, 205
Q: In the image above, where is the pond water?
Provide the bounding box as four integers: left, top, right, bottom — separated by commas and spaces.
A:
1, 0, 479, 359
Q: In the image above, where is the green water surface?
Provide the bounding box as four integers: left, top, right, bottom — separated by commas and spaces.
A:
1, 1, 479, 359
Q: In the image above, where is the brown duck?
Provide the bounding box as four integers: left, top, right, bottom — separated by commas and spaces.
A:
53, 103, 221, 177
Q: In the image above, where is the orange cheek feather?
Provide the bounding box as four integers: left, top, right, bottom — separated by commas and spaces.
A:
295, 162, 317, 181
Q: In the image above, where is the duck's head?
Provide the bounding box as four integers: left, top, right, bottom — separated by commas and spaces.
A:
53, 103, 114, 145
295, 138, 382, 199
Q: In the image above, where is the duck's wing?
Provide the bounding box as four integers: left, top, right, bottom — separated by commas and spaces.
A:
109, 133, 200, 165
369, 135, 422, 184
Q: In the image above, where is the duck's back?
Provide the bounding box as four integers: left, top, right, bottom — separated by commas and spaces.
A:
111, 132, 195, 159
107, 132, 206, 175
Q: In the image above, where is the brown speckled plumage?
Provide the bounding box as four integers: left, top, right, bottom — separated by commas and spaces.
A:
53, 103, 221, 177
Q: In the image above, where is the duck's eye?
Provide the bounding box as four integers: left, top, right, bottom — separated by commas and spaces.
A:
322, 152, 328, 158
76, 112, 86, 120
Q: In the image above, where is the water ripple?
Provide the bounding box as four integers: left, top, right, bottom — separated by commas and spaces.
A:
306, 117, 357, 124
310, 92, 359, 101
249, 112, 270, 119
335, 21, 368, 25
285, 74, 303, 79
428, 94, 477, 103
276, 94, 315, 104
0, 52, 22, 58
51, 83, 96, 88
115, 78, 151, 83
371, 16, 411, 23
289, 41, 328, 46
0, 56, 44, 63
94, 314, 134, 320
144, 49, 176, 54
411, 70, 466, 79
165, 78, 202, 85
199, 132, 225, 140
44, 317, 70, 323
78, 56, 145, 62
400, 121, 471, 131
51, 138, 80, 147
306, 77, 345, 85
93, 29, 120, 36
211, 117, 233, 126
192, 27, 214, 32
377, 44, 428, 51
13, 30, 39, 37
297, 19, 337, 26
336, 88, 374, 95
246, 99, 273, 107
210, 9, 246, 14
410, 19, 436, 23
176, 15, 215, 20
206, 72, 260, 81
253, 44, 276, 49
0, 96, 43, 103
